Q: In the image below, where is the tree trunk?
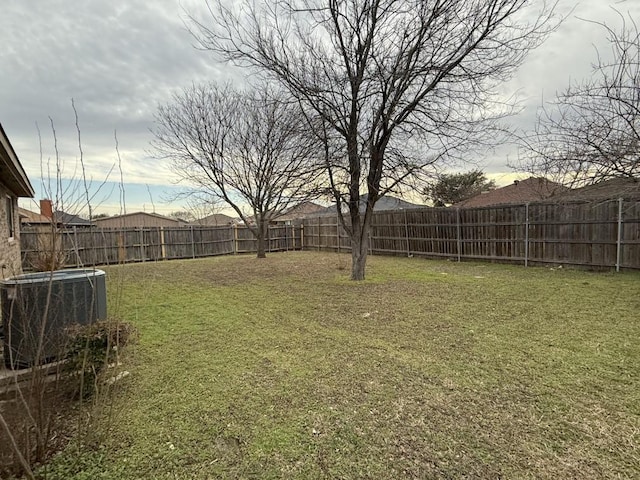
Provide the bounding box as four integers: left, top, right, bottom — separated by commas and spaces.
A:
256, 219, 268, 259
350, 220, 370, 281
256, 236, 266, 258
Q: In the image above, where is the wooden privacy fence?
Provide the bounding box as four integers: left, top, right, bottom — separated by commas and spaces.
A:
301, 199, 640, 270
20, 199, 640, 271
21, 224, 302, 270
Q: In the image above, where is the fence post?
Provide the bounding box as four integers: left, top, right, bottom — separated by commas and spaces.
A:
160, 226, 166, 260
118, 230, 125, 264
139, 227, 145, 262
101, 228, 109, 265
336, 214, 340, 253
100, 229, 108, 265
287, 224, 291, 252
190, 225, 195, 259
300, 224, 304, 250
73, 226, 80, 267
285, 224, 289, 252
318, 216, 321, 251
616, 198, 623, 272
404, 208, 410, 257
233, 224, 238, 254
290, 224, 294, 251
456, 208, 461, 262
524, 203, 529, 268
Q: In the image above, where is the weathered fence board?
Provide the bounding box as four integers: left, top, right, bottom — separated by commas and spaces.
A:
21, 224, 303, 270
21, 199, 640, 271
301, 199, 640, 270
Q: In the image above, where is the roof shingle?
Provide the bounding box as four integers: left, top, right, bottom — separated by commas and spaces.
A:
454, 177, 567, 208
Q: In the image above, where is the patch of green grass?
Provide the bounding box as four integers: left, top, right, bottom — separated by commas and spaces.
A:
40, 252, 640, 479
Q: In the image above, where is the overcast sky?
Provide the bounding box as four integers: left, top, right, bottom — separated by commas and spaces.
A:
2, 0, 639, 216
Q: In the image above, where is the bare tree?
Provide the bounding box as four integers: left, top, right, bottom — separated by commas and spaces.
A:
188, 0, 558, 279
518, 10, 640, 187
152, 84, 322, 258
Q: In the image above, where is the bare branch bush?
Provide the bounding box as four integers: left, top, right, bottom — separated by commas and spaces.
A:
188, 0, 560, 279
1, 105, 134, 478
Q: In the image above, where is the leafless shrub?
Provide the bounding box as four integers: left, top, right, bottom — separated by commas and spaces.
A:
1, 103, 132, 478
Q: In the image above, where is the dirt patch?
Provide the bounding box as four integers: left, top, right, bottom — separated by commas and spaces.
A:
0, 379, 80, 478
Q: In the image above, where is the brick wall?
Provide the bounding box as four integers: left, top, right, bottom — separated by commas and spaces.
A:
0, 183, 22, 279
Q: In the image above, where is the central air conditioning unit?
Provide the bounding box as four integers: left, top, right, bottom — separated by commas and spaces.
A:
0, 268, 107, 369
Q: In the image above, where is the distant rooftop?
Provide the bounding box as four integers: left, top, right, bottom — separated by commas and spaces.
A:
54, 210, 93, 226
273, 201, 326, 222
192, 213, 236, 226
320, 194, 425, 215
555, 177, 640, 201
454, 177, 568, 208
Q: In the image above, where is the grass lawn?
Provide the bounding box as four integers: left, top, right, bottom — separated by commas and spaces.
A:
41, 252, 640, 479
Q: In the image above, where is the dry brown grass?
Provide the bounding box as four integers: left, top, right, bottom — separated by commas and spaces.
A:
38, 252, 640, 479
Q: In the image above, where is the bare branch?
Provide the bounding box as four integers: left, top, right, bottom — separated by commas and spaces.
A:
517, 9, 640, 187
151, 83, 323, 258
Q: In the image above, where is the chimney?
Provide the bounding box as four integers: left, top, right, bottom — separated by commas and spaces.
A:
40, 199, 53, 219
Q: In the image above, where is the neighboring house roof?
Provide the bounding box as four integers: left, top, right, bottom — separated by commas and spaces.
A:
0, 122, 34, 197
555, 177, 640, 201
19, 198, 92, 227
193, 213, 236, 226
97, 212, 179, 221
372, 195, 425, 211
320, 194, 425, 215
18, 207, 51, 225
54, 210, 93, 227
94, 211, 184, 227
18, 207, 92, 227
272, 201, 326, 222
454, 177, 568, 208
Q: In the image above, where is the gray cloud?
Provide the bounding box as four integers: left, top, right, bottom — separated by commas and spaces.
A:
482, 0, 640, 176
1, 0, 232, 187
2, 0, 639, 203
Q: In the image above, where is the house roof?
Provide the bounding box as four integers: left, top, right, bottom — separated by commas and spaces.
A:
193, 213, 236, 226
18, 207, 51, 224
555, 177, 640, 201
18, 207, 92, 226
320, 194, 425, 215
372, 195, 425, 211
455, 177, 568, 208
273, 201, 326, 221
54, 210, 93, 226
0, 123, 34, 197
95, 211, 180, 223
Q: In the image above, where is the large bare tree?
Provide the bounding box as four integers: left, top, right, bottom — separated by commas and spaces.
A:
152, 84, 322, 258
518, 11, 640, 187
189, 0, 558, 279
